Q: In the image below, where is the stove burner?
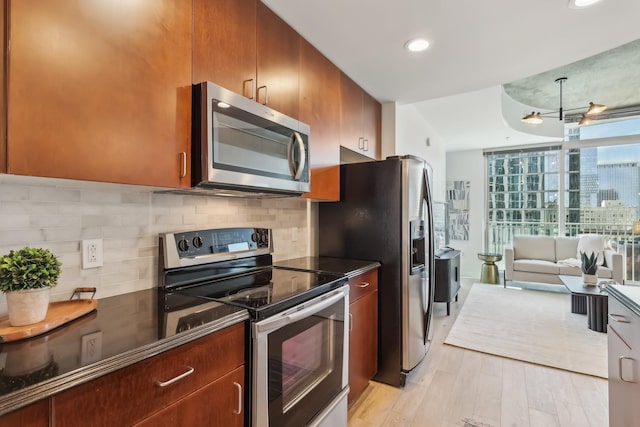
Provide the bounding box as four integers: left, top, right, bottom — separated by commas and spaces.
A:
228, 287, 272, 308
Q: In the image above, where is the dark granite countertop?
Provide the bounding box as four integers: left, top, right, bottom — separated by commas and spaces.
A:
606, 284, 640, 318
275, 256, 380, 278
0, 288, 248, 416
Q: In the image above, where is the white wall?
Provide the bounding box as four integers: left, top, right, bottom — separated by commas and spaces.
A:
383, 102, 447, 201
446, 150, 486, 278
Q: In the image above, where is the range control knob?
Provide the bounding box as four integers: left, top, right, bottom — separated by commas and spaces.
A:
192, 236, 204, 248
251, 232, 259, 242
177, 239, 190, 252
259, 231, 269, 246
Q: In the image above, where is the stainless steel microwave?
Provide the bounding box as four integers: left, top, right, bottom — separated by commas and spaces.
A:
192, 81, 310, 196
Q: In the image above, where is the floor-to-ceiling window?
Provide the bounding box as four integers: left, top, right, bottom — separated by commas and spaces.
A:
486, 119, 640, 281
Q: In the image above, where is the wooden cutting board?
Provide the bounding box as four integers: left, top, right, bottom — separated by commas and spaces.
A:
0, 299, 97, 343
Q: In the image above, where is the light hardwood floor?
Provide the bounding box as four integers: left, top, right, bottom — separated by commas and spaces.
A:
347, 279, 609, 427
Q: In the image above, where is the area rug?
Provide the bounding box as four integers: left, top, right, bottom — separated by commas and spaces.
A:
444, 283, 607, 378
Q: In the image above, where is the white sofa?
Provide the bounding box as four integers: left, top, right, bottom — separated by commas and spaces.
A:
504, 235, 624, 285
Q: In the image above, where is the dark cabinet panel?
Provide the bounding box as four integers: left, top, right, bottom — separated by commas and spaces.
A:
7, 0, 192, 187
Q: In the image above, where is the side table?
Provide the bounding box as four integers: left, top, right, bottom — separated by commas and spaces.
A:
434, 248, 461, 315
478, 252, 502, 284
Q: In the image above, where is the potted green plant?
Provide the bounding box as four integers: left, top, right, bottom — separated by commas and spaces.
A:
580, 251, 598, 285
0, 247, 61, 326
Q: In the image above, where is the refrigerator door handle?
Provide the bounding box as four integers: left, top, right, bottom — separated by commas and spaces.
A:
422, 169, 435, 346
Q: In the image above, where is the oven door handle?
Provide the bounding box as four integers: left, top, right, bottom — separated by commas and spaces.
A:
254, 288, 347, 334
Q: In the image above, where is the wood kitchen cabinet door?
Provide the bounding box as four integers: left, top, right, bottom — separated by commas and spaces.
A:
339, 72, 380, 160
53, 323, 244, 426
362, 91, 381, 160
349, 288, 378, 406
348, 269, 379, 405
0, 399, 49, 426
7, 0, 192, 188
134, 366, 245, 427
299, 39, 341, 201
256, 1, 300, 119
193, 0, 257, 97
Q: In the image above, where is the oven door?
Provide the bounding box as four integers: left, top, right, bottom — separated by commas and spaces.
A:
252, 285, 349, 427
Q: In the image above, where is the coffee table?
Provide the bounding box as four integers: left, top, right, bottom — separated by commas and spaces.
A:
559, 275, 612, 332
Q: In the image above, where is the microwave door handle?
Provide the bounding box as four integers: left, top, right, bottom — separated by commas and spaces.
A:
293, 132, 306, 180
287, 133, 296, 178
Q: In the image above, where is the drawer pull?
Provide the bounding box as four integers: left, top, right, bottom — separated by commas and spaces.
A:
356, 282, 370, 288
233, 382, 242, 415
609, 313, 631, 323
619, 356, 636, 383
156, 366, 194, 387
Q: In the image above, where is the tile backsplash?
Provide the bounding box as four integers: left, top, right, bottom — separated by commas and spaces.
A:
0, 175, 315, 316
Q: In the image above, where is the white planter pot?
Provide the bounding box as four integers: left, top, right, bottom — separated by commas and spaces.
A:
5, 287, 51, 326
582, 273, 597, 285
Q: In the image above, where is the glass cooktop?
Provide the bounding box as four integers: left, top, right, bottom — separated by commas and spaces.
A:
172, 267, 346, 320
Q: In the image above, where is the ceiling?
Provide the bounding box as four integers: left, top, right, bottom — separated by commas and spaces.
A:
262, 0, 640, 151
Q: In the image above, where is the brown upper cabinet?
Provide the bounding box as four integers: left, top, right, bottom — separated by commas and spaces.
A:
340, 72, 381, 160
6, 0, 192, 188
193, 0, 256, 99
193, 0, 300, 120
299, 39, 341, 201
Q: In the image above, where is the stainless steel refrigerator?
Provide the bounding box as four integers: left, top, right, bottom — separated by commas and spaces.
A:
319, 155, 435, 387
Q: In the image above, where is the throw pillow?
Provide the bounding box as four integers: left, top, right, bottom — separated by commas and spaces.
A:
576, 234, 606, 266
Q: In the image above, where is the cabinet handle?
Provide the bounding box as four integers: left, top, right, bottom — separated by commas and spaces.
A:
179, 152, 187, 178
609, 313, 631, 323
455, 266, 459, 282
356, 282, 370, 288
243, 79, 255, 99
349, 313, 353, 332
364, 139, 369, 152
358, 137, 364, 150
619, 356, 635, 383
233, 382, 243, 414
257, 85, 268, 105
156, 366, 194, 387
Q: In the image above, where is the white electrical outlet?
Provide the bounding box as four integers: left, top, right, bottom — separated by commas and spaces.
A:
82, 239, 104, 269
81, 331, 103, 365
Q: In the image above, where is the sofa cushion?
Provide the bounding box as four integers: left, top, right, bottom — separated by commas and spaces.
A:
556, 237, 579, 261
513, 236, 556, 262
577, 234, 607, 266
513, 259, 560, 275
558, 264, 581, 276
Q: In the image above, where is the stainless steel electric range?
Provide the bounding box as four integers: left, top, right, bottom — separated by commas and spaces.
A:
158, 227, 350, 427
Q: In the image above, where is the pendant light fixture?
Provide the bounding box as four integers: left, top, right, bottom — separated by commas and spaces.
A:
521, 77, 607, 126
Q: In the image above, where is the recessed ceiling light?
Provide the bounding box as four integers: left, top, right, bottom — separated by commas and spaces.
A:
404, 38, 430, 52
568, 0, 604, 9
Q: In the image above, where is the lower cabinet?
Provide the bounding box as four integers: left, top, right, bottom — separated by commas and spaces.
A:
608, 296, 640, 427
134, 366, 244, 427
53, 323, 245, 426
0, 400, 49, 426
348, 268, 378, 405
